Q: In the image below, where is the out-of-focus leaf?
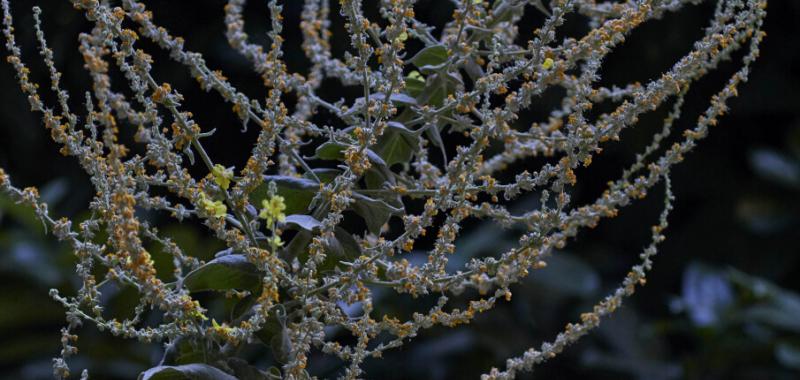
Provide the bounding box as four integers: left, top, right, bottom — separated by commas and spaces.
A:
138, 364, 236, 380
408, 330, 475, 364
0, 335, 56, 363
740, 305, 800, 333
0, 289, 62, 329
581, 349, 683, 380
529, 252, 600, 298
0, 194, 43, 233
776, 342, 800, 369
736, 197, 796, 235
729, 269, 800, 332
0, 240, 61, 286
447, 222, 513, 270
39, 178, 69, 205
183, 255, 261, 293
680, 262, 733, 327
749, 148, 800, 188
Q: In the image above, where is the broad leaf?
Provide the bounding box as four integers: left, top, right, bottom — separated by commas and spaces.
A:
160, 337, 207, 366
284, 214, 322, 232
313, 143, 390, 173
351, 193, 403, 235
303, 168, 340, 183
225, 358, 273, 380
374, 121, 419, 166
314, 142, 346, 161
251, 175, 319, 215
328, 227, 362, 263
183, 255, 261, 293
370, 92, 417, 106
285, 227, 361, 263
409, 45, 449, 71
405, 75, 426, 98
139, 364, 236, 380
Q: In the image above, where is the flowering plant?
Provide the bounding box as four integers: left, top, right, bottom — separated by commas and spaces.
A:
0, 0, 765, 378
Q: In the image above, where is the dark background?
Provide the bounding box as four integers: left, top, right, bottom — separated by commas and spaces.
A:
0, 1, 798, 379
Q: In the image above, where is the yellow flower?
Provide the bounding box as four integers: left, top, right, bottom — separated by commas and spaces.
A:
200, 192, 227, 218
188, 300, 208, 321
542, 57, 554, 70
259, 195, 286, 225
268, 235, 284, 248
211, 164, 234, 190
211, 318, 233, 335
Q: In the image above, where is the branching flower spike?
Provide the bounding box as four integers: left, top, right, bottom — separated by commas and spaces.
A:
0, 0, 766, 379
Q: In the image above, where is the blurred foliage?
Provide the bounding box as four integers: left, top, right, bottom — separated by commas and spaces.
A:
0, 0, 798, 379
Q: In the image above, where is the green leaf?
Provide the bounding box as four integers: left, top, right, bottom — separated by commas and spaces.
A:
138, 364, 237, 380
225, 358, 272, 380
183, 255, 261, 293
363, 168, 403, 210
312, 143, 393, 183
370, 92, 418, 106
405, 75, 426, 98
250, 175, 319, 215
303, 168, 340, 183
285, 230, 313, 260
374, 121, 419, 167
284, 214, 322, 232
286, 227, 361, 264
159, 337, 207, 366
314, 142, 346, 161
270, 326, 293, 364
409, 45, 449, 71
331, 226, 362, 260
351, 193, 403, 235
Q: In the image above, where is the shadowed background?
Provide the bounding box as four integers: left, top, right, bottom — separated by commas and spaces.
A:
0, 1, 798, 379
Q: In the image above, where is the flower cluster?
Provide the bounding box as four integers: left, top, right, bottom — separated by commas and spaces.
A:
0, 0, 765, 379
260, 195, 287, 226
